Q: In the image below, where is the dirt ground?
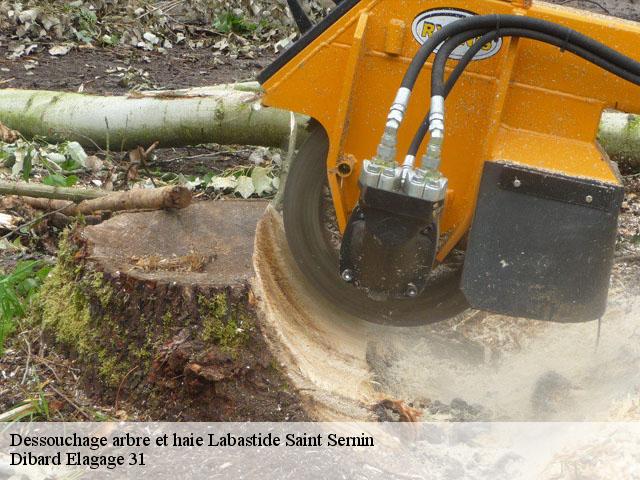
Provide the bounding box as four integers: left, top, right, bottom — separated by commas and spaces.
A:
0, 44, 274, 94
2, 0, 640, 422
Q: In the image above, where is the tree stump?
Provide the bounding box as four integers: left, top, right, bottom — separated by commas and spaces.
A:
32, 200, 308, 421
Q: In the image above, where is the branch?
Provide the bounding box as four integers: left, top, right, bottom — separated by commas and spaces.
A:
21, 185, 192, 215
0, 181, 106, 202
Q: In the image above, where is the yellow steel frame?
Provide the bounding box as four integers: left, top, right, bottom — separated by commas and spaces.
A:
261, 0, 640, 261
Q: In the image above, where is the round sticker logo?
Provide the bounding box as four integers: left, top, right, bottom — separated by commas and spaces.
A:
412, 8, 502, 60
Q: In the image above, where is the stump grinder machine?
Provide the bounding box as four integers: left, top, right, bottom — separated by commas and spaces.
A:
258, 0, 640, 325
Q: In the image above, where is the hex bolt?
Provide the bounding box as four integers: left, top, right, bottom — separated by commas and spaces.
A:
406, 283, 419, 298
586, 195, 593, 204
421, 224, 434, 235
513, 179, 522, 188
341, 269, 355, 283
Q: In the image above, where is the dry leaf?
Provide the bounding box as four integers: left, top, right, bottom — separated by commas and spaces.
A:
0, 122, 19, 143
378, 399, 423, 422
85, 155, 104, 172
48, 44, 72, 56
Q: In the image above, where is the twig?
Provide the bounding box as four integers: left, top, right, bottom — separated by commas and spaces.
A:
156, 150, 253, 164
48, 384, 92, 421
141, 142, 160, 187
0, 203, 73, 241
60, 130, 106, 153
135, 0, 183, 20
559, 0, 610, 14
115, 365, 139, 413
34, 355, 63, 384
20, 334, 32, 385
0, 403, 36, 422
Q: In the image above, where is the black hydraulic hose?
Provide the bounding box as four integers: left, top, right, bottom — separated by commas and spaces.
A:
406, 26, 640, 158
406, 29, 496, 157
401, 14, 640, 91
286, 0, 313, 34
407, 31, 495, 157
432, 28, 640, 97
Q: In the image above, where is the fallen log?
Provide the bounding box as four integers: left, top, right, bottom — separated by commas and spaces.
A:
21, 186, 191, 215
0, 83, 310, 151
1, 85, 639, 164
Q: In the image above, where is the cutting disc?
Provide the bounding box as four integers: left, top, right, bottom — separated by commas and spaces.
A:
282, 123, 469, 325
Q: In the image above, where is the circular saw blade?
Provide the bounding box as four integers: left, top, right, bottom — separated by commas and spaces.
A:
281, 123, 468, 326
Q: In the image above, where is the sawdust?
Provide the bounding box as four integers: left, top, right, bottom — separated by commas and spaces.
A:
130, 251, 211, 273
539, 429, 640, 479
254, 205, 640, 422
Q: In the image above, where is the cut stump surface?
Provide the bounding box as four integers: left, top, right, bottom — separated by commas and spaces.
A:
84, 200, 264, 287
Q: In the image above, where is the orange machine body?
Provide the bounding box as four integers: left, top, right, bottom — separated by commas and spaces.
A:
260, 0, 640, 261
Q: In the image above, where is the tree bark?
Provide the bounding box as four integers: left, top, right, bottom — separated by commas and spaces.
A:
0, 83, 309, 151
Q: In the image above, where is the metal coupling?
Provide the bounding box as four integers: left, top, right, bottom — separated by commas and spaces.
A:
379, 166, 401, 191
429, 95, 445, 128
375, 88, 412, 165
403, 168, 448, 202
401, 155, 416, 181
422, 133, 443, 170
360, 160, 383, 188
375, 125, 398, 165
422, 95, 446, 170
422, 171, 448, 203
360, 159, 403, 193
389, 87, 412, 122
402, 155, 416, 169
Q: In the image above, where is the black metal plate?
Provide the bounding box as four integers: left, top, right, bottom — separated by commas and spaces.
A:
461, 161, 624, 323
499, 163, 621, 211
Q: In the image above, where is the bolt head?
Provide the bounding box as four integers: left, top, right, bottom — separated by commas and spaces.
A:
341, 269, 354, 283
406, 284, 419, 298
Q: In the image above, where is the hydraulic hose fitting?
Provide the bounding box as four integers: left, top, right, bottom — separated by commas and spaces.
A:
423, 95, 446, 170
401, 154, 417, 182
375, 125, 398, 166
422, 133, 444, 170
389, 87, 411, 118
404, 168, 448, 202
403, 155, 416, 169
375, 87, 412, 165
